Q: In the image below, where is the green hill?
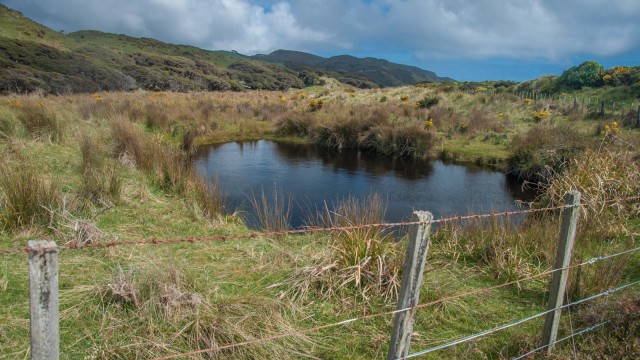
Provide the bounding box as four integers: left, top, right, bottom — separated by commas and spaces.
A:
0, 4, 451, 94
253, 49, 452, 86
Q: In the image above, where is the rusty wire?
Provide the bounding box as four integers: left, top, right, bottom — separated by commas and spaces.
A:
1, 195, 639, 255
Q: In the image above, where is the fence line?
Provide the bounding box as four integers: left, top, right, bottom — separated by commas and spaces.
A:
401, 279, 640, 359
513, 317, 616, 360
148, 245, 640, 360
4, 194, 640, 256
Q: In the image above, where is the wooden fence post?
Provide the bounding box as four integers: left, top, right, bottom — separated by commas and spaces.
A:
636, 105, 640, 128
541, 191, 581, 354
387, 211, 433, 360
28, 240, 59, 360
600, 100, 605, 119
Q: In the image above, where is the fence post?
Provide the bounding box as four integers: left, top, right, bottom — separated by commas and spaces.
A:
28, 240, 59, 360
387, 211, 433, 360
636, 105, 640, 128
541, 191, 581, 354
600, 100, 605, 119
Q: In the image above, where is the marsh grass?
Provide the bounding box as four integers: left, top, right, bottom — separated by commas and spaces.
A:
291, 194, 401, 301
431, 215, 557, 283
540, 149, 640, 235
2, 88, 639, 359
0, 163, 62, 231
249, 186, 292, 232
16, 99, 64, 142
79, 134, 122, 208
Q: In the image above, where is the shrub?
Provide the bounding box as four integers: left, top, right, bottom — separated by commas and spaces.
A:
307, 99, 323, 112
415, 96, 439, 109
507, 123, 586, 182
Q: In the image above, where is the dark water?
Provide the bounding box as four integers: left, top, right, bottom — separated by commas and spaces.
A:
194, 140, 535, 228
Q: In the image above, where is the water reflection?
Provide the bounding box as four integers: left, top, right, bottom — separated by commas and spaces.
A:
272, 142, 434, 180
194, 140, 536, 228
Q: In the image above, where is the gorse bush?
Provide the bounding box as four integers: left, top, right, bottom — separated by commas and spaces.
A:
415, 96, 440, 109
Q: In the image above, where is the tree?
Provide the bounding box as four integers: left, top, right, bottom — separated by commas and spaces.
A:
559, 61, 603, 89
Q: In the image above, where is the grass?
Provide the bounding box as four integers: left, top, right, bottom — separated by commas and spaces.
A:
0, 87, 639, 358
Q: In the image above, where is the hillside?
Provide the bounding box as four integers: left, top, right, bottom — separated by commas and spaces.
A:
0, 5, 449, 94
253, 49, 452, 86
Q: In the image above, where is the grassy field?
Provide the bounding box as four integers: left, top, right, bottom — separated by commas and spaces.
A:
0, 84, 639, 359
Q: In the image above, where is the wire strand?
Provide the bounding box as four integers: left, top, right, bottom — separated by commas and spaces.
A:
3, 194, 639, 255
149, 247, 640, 360
512, 317, 615, 360
401, 280, 640, 359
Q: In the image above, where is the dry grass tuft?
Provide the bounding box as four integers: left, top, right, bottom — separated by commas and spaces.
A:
540, 149, 640, 234
98, 265, 315, 359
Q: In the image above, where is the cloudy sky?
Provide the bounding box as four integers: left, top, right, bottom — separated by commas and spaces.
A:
2, 0, 639, 81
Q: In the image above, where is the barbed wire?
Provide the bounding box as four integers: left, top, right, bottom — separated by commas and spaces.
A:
149, 246, 640, 360
512, 317, 616, 360
2, 194, 639, 256
401, 279, 640, 359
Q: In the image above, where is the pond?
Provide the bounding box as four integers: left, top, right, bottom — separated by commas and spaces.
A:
194, 140, 536, 228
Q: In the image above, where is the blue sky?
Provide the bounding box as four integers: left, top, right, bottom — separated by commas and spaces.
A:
2, 0, 639, 82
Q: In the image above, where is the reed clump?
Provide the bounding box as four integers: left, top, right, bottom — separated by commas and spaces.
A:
291, 194, 401, 301
15, 99, 64, 142
249, 187, 292, 232
0, 163, 62, 231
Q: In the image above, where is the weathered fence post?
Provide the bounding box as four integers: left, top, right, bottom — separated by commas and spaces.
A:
636, 105, 640, 128
600, 100, 605, 118
541, 191, 581, 354
28, 240, 59, 360
387, 211, 433, 360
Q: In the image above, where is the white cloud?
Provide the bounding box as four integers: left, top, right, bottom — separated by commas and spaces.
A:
2, 0, 639, 60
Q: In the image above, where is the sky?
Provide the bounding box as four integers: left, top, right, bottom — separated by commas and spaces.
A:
2, 0, 640, 82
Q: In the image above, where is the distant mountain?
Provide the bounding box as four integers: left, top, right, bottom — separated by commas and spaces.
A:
253, 49, 452, 86
0, 4, 449, 94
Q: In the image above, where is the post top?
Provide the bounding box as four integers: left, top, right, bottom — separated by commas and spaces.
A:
27, 240, 57, 250
413, 211, 433, 223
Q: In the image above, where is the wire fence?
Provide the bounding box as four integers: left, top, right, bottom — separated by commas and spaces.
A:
3, 194, 639, 256
402, 279, 640, 359
8, 193, 640, 359
141, 244, 639, 360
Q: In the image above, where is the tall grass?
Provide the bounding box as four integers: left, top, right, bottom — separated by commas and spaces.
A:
16, 100, 64, 142
0, 164, 62, 231
249, 186, 292, 231
99, 266, 314, 359
539, 149, 640, 234
79, 134, 122, 208
291, 194, 401, 301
